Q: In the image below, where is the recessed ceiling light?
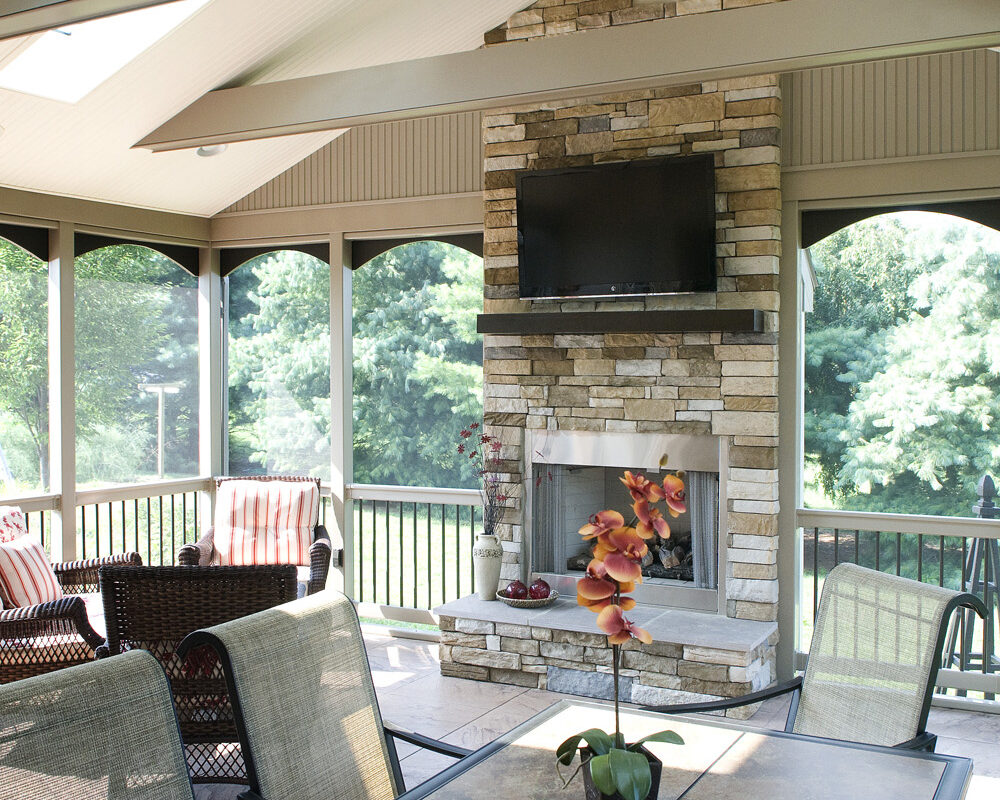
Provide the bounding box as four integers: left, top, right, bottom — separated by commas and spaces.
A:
196, 144, 227, 157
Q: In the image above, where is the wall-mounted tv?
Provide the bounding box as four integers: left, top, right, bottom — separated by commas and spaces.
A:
516, 154, 717, 299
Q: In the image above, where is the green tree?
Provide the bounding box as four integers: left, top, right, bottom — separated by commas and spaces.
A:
227, 251, 331, 478
0, 238, 196, 490
806, 214, 1000, 516
835, 224, 1000, 515
805, 217, 919, 497
226, 242, 483, 488
352, 242, 483, 488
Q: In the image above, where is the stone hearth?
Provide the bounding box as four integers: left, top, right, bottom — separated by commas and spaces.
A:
436, 597, 776, 716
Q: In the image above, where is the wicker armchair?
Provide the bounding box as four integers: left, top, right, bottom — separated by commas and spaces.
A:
178, 475, 334, 596
0, 648, 264, 800
0, 551, 141, 684
179, 591, 472, 799
642, 563, 988, 751
97, 564, 299, 785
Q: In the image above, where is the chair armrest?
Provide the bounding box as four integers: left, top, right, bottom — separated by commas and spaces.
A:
640, 676, 803, 716
54, 552, 142, 594
307, 525, 333, 595
893, 732, 937, 752
0, 596, 105, 649
384, 721, 472, 759
178, 528, 215, 566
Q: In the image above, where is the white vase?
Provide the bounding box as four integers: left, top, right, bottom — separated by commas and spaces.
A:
473, 533, 503, 600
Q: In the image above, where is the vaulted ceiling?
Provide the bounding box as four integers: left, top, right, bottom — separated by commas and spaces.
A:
0, 0, 527, 216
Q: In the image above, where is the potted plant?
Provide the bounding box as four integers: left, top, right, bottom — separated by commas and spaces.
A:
459, 423, 509, 600
557, 467, 688, 800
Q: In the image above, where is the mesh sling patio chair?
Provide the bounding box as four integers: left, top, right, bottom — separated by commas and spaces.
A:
177, 590, 473, 800
178, 476, 335, 597
642, 562, 989, 751
97, 564, 299, 785
0, 648, 264, 800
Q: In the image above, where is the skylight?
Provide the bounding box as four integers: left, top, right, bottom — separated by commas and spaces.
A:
0, 0, 209, 104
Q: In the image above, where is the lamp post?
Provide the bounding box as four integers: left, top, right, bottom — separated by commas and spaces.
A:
139, 382, 181, 479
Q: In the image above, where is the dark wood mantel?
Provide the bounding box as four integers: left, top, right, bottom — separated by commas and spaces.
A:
476, 309, 764, 335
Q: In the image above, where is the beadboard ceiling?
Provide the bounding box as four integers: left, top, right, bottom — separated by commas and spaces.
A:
0, 0, 527, 217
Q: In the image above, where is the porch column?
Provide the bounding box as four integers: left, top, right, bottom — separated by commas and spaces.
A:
47, 222, 75, 562
198, 246, 223, 530
329, 232, 352, 594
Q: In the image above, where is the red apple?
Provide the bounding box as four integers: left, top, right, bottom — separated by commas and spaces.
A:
505, 580, 528, 599
529, 579, 551, 599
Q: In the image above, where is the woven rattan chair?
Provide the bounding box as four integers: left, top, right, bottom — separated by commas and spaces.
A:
0, 648, 261, 800
178, 590, 471, 799
643, 562, 988, 750
0, 551, 141, 683
97, 564, 299, 786
177, 476, 335, 596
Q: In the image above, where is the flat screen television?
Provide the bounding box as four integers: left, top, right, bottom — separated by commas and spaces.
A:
516, 154, 717, 299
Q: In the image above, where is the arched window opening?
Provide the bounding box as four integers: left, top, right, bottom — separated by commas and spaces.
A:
352, 240, 484, 489
74, 243, 198, 487
225, 250, 331, 480
0, 235, 48, 497
805, 210, 1000, 520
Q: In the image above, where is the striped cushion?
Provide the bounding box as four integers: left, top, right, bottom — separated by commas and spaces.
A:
0, 506, 28, 543
0, 535, 63, 608
214, 480, 319, 567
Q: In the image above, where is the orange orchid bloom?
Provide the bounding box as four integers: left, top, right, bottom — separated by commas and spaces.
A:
578, 509, 625, 540
594, 527, 647, 584
663, 473, 687, 517
597, 604, 653, 645
632, 499, 670, 540
620, 471, 664, 503
576, 559, 636, 612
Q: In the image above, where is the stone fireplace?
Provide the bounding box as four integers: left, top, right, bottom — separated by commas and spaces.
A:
527, 429, 724, 612
436, 1, 783, 708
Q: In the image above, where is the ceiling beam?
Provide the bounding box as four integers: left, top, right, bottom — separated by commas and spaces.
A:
0, 0, 179, 40
136, 0, 1000, 152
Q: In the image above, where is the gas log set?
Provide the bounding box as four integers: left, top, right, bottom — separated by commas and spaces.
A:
566, 531, 694, 583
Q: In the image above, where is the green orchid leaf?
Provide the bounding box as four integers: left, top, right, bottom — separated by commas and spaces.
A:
609, 748, 652, 800
581, 729, 615, 756
632, 729, 685, 748
589, 753, 615, 796
555, 728, 614, 765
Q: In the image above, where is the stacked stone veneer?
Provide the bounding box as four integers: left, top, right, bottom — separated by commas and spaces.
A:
438, 609, 777, 716
481, 75, 782, 625
485, 0, 788, 45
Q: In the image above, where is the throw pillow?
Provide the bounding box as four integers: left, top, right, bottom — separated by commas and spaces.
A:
0, 506, 28, 543
0, 535, 63, 608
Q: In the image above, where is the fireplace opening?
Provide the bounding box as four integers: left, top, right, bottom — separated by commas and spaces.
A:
532, 464, 719, 590
525, 430, 725, 610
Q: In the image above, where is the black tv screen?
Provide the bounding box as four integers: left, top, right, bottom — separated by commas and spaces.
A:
516, 154, 717, 298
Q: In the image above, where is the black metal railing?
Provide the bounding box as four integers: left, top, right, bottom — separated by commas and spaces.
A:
348, 485, 482, 610
77, 490, 200, 565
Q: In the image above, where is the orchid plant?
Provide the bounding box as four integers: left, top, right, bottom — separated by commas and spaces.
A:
458, 423, 507, 536
557, 467, 688, 800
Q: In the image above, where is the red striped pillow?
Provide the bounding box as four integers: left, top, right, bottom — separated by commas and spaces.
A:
0, 535, 63, 608
213, 480, 318, 567
0, 506, 28, 543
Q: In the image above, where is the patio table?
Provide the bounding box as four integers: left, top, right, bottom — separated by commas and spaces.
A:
396, 699, 973, 800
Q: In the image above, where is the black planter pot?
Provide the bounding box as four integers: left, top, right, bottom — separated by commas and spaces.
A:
580, 745, 662, 800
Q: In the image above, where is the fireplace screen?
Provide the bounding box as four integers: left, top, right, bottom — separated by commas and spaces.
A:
532, 464, 719, 589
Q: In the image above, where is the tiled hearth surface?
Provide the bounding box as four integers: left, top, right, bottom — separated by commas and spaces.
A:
194, 626, 1000, 800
